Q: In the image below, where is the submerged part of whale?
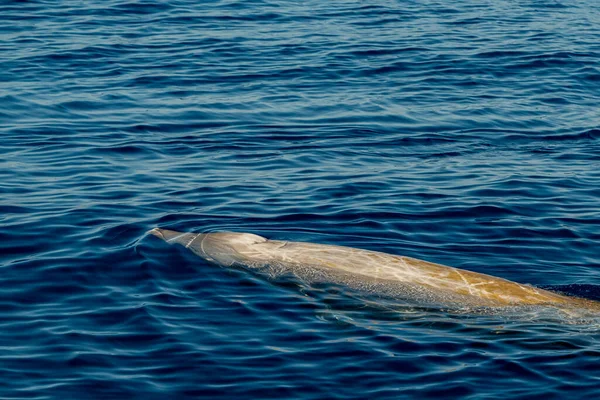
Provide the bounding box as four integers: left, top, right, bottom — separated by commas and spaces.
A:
148, 228, 600, 318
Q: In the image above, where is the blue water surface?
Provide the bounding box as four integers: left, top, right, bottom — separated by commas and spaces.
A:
2, 0, 600, 398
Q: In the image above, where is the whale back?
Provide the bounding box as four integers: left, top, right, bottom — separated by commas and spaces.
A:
149, 229, 600, 318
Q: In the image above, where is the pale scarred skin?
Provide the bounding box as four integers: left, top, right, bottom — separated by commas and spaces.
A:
148, 228, 600, 315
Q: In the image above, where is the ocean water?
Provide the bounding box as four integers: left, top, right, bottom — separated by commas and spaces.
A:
2, 0, 600, 398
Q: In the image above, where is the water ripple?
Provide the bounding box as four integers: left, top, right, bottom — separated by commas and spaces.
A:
2, 0, 600, 398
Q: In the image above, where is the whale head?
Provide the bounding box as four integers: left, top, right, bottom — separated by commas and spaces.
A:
148, 228, 269, 267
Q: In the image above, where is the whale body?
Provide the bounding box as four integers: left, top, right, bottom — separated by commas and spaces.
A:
148, 228, 600, 317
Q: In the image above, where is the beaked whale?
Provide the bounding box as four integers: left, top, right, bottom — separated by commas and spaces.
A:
148, 228, 600, 318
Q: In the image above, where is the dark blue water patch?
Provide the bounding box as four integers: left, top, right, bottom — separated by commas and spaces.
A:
541, 284, 600, 302
2, 0, 600, 398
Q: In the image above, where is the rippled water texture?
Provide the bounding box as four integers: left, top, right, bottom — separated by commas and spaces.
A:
2, 0, 600, 398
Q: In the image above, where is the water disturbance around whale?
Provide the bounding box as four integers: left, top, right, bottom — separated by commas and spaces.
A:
148, 228, 600, 319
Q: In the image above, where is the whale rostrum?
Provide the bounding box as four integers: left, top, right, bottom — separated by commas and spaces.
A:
148, 228, 600, 316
